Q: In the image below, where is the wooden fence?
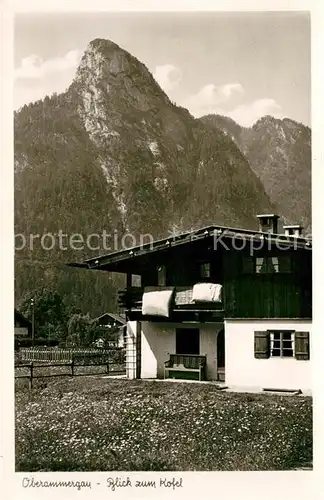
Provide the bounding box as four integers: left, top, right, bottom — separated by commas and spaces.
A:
15, 347, 126, 389
15, 359, 123, 389
18, 347, 125, 364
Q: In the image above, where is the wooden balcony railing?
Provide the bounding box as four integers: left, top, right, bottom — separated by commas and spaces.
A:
118, 286, 224, 313
118, 286, 224, 322
118, 287, 143, 310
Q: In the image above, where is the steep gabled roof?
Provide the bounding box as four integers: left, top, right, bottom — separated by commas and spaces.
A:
94, 312, 126, 325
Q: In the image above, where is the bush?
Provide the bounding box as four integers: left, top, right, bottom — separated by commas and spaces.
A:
15, 338, 59, 350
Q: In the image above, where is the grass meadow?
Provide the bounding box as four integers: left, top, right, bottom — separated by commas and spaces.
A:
15, 376, 312, 471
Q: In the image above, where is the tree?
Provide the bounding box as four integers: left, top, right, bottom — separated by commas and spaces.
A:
66, 313, 94, 347
18, 287, 68, 342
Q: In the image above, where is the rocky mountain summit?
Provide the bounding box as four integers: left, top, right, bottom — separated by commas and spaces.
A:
201, 114, 311, 233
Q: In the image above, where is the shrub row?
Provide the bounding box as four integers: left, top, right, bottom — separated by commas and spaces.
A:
15, 338, 59, 349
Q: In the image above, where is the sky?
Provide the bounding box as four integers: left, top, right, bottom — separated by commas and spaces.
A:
14, 11, 311, 127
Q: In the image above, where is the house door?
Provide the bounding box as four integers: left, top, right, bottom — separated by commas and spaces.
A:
176, 328, 200, 355
217, 328, 225, 381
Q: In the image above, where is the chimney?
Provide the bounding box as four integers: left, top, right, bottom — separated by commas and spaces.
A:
283, 225, 303, 237
256, 214, 279, 234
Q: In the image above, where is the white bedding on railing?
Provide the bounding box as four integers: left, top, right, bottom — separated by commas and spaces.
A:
192, 283, 222, 303
142, 289, 174, 317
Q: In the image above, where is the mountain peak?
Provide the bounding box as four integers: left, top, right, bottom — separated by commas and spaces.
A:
70, 37, 173, 147
83, 38, 137, 67
73, 37, 169, 104
253, 115, 280, 128
252, 115, 309, 135
75, 37, 138, 81
88, 37, 122, 52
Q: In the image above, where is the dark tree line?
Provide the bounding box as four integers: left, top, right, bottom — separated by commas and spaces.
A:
17, 287, 120, 347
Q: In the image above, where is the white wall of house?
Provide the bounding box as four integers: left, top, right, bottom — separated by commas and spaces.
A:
225, 319, 312, 392
141, 322, 174, 379
140, 322, 223, 380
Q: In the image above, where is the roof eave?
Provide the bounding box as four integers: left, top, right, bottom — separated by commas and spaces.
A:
66, 225, 312, 272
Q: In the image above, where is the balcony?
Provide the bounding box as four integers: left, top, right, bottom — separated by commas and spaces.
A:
118, 286, 224, 323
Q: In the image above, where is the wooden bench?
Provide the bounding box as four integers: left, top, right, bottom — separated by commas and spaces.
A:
164, 354, 206, 381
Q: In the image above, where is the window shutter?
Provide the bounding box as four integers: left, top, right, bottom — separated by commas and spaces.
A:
242, 256, 254, 274
254, 331, 270, 359
279, 255, 292, 273
295, 331, 310, 360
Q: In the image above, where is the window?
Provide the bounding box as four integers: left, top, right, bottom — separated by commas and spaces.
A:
242, 255, 292, 274
254, 330, 309, 360
256, 256, 279, 273
157, 265, 166, 286
270, 331, 294, 357
131, 274, 142, 287
200, 262, 211, 279
176, 328, 200, 355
